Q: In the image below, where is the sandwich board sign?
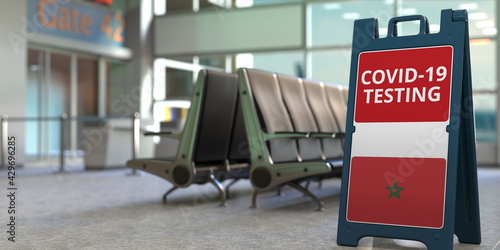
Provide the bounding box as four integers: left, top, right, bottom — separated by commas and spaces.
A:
337, 9, 481, 250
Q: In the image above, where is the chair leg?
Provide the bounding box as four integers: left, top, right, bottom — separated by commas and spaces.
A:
225, 178, 240, 199
162, 186, 178, 203
250, 190, 259, 208
208, 172, 226, 207
288, 182, 325, 212
304, 180, 311, 190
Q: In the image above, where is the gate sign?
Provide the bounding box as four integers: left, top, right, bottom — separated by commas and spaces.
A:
27, 0, 125, 47
337, 9, 481, 250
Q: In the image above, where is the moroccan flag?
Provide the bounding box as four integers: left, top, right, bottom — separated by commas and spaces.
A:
346, 156, 447, 228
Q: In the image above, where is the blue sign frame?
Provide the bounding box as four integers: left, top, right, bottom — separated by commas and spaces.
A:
337, 9, 481, 250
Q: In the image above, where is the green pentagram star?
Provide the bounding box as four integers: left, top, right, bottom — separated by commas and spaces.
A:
386, 181, 405, 199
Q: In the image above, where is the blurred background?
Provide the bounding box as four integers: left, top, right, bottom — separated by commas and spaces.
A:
0, 0, 497, 170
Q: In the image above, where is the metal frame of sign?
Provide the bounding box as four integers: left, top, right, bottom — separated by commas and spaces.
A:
337, 9, 481, 250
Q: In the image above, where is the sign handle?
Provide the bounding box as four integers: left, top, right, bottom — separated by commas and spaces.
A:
387, 15, 430, 37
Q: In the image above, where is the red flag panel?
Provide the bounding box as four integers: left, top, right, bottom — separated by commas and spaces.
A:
347, 156, 447, 228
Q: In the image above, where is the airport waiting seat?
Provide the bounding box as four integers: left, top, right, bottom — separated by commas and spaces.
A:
237, 68, 344, 211
303, 80, 344, 161
127, 70, 249, 206
302, 80, 345, 190
325, 83, 348, 136
340, 85, 349, 104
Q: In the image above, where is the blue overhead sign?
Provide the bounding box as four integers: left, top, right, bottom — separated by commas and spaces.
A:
27, 0, 125, 47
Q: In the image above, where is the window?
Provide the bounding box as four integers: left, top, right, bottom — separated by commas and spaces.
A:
400, 0, 496, 37
154, 0, 499, 150
249, 51, 304, 76
400, 0, 497, 143
309, 0, 394, 47
310, 48, 351, 86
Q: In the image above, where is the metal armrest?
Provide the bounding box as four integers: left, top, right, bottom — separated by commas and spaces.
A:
309, 132, 345, 139
327, 159, 343, 168
308, 132, 334, 138
143, 131, 182, 139
263, 131, 309, 141
334, 133, 345, 139
263, 132, 345, 140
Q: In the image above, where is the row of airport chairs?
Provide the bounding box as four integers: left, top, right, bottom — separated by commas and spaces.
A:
127, 68, 348, 210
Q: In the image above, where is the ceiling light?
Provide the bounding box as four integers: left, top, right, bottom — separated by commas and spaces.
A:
342, 12, 360, 20
323, 3, 341, 10
400, 8, 417, 15
236, 0, 253, 8
30, 65, 40, 71
429, 24, 440, 33
476, 20, 494, 29
235, 53, 254, 69
208, 0, 229, 8
482, 28, 497, 36
459, 3, 478, 10
379, 28, 388, 36
154, 0, 166, 15
469, 12, 487, 20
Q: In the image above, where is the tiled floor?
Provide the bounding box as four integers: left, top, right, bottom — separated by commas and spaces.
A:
0, 165, 498, 249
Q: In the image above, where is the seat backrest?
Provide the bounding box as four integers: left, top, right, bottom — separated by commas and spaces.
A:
277, 74, 323, 161
341, 85, 349, 104
244, 68, 299, 163
303, 80, 343, 159
324, 83, 347, 133
227, 95, 250, 163
193, 70, 239, 164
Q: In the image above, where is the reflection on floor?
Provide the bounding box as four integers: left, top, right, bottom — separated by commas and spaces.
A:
0, 166, 499, 249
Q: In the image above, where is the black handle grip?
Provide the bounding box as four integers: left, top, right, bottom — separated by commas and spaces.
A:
387, 15, 430, 37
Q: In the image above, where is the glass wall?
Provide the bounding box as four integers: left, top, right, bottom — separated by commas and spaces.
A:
309, 0, 496, 144
26, 49, 72, 157
403, 0, 497, 144
106, 61, 128, 116
309, 48, 351, 85
252, 51, 304, 77
309, 0, 393, 47
26, 48, 122, 160
470, 41, 496, 142
399, 0, 496, 37
26, 49, 45, 156
166, 68, 193, 99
